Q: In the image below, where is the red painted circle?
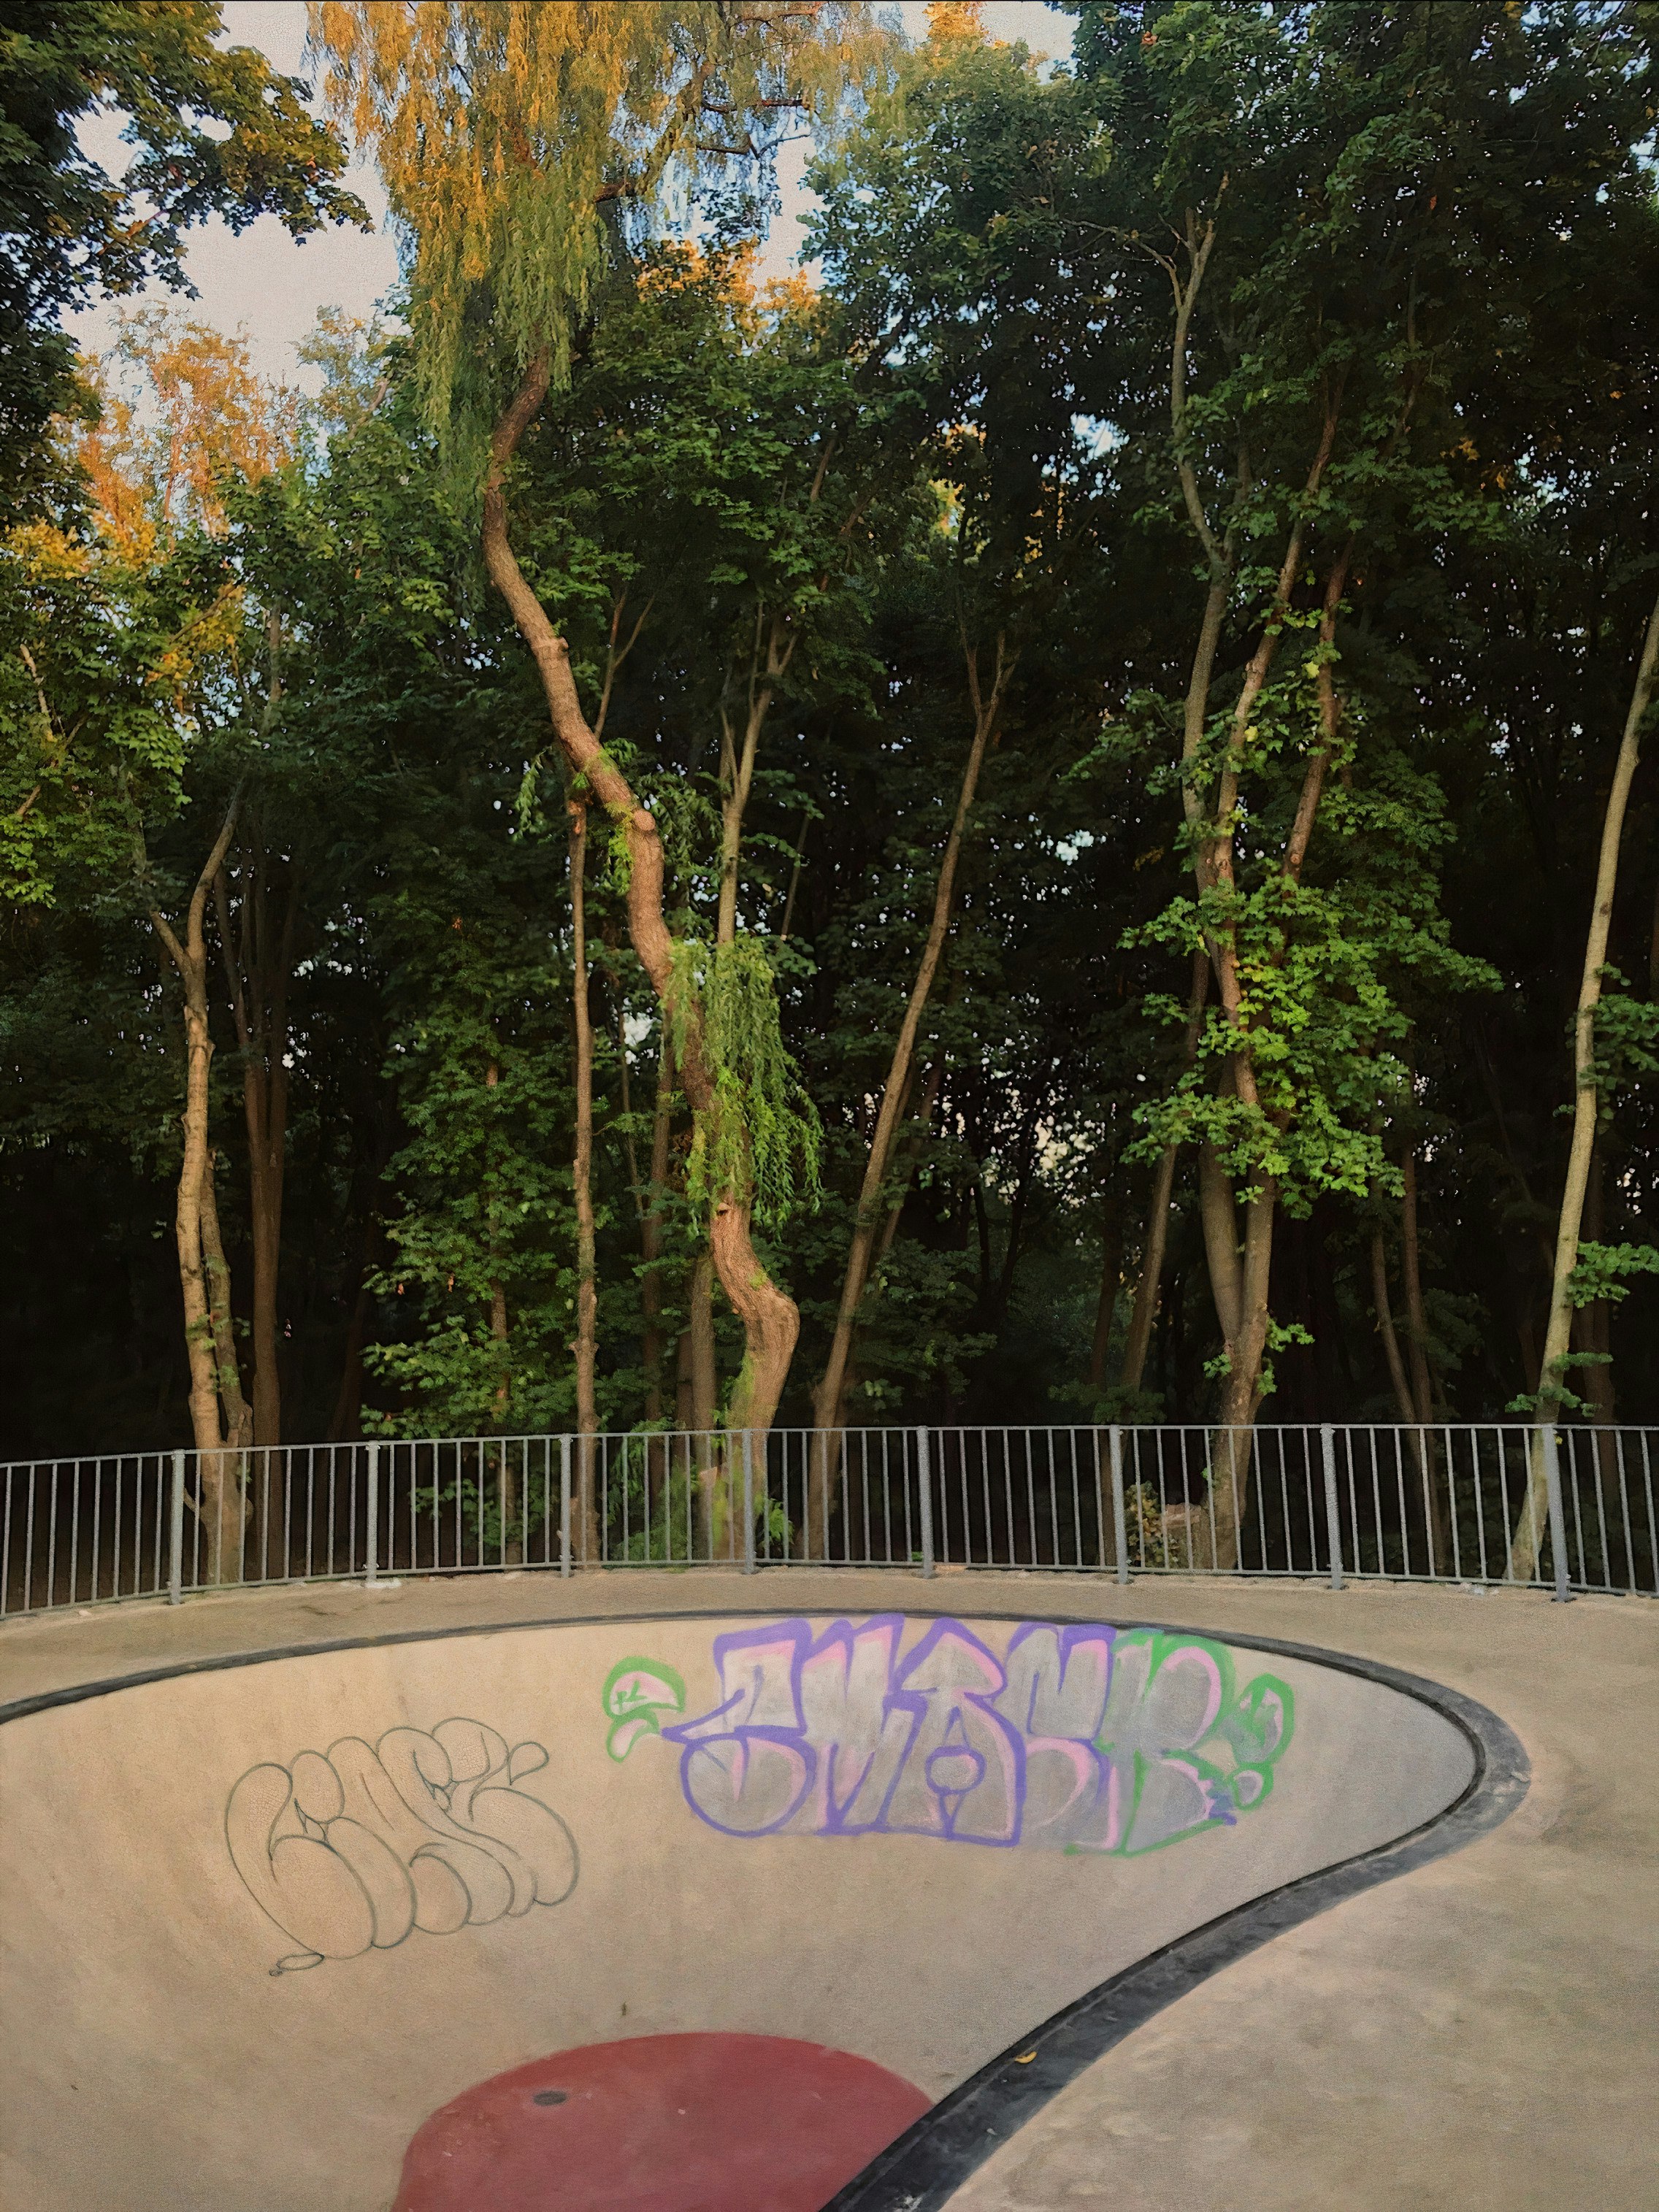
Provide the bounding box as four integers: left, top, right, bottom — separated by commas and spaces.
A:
393, 2031, 932, 2212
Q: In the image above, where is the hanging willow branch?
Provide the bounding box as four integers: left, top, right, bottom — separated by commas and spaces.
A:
668, 937, 821, 1226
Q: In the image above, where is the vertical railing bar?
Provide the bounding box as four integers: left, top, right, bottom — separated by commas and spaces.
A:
916, 1426, 935, 1579
1110, 1426, 1128, 1586
747, 1424, 761, 1566
880, 1432, 893, 1566
1390, 1426, 1410, 1579
364, 1440, 379, 1585
167, 1451, 185, 1605
1587, 1429, 1609, 1589
68, 1459, 81, 1606
1321, 1424, 1343, 1591
1565, 1427, 1587, 1587
1350, 1428, 1368, 1579
1023, 1429, 1038, 1570
1475, 1428, 1493, 1583
1068, 1428, 1083, 1570
1613, 1430, 1634, 1595
22, 1469, 36, 1613
1295, 1430, 1314, 1577
899, 1428, 913, 1567
1541, 1422, 1573, 1603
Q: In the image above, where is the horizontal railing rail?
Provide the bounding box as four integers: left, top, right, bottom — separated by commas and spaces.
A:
1, 1422, 1653, 1621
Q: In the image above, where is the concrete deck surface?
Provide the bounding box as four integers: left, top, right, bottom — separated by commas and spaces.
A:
2, 1566, 1653, 2211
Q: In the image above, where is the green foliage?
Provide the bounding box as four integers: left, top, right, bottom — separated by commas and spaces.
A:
1566, 1242, 1659, 1312
1590, 972, 1659, 1097
0, 530, 185, 905
671, 937, 822, 1227
315, 1, 887, 476
0, 0, 366, 521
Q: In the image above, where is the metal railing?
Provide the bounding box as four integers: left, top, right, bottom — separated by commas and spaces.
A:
1, 1422, 1653, 1621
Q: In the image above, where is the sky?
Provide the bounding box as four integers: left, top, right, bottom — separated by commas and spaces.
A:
67, 1, 1078, 391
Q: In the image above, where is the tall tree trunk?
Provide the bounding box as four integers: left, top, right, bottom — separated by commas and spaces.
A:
716, 611, 794, 944
567, 809, 600, 1563
1399, 1145, 1451, 1570
686, 1253, 721, 1554
1162, 211, 1351, 1567
1087, 1188, 1125, 1394
217, 620, 290, 1464
490, 1272, 517, 1559
1510, 580, 1659, 1583
640, 1036, 673, 1424
328, 1264, 373, 1442
1370, 1224, 1417, 1426
1122, 953, 1211, 1399
1572, 1142, 1617, 1430
1198, 533, 1349, 1567
198, 1149, 251, 1450
214, 846, 294, 1570
145, 792, 246, 1582
803, 634, 1012, 1555
483, 358, 799, 1440
1198, 1138, 1244, 1346
483, 1059, 520, 1562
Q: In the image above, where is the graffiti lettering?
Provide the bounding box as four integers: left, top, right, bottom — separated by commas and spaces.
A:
621, 1619, 1292, 1855
226, 1718, 578, 1975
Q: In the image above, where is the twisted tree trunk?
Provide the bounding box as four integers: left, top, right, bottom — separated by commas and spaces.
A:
483, 358, 800, 1452
146, 791, 248, 1583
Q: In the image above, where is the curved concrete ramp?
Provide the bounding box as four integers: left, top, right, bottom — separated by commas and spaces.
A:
0, 1609, 1506, 2211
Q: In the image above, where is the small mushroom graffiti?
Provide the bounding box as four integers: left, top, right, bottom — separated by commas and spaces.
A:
226, 1718, 578, 1975
602, 1617, 1294, 1854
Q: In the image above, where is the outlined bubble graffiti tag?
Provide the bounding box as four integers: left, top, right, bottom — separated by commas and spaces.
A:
225, 1718, 578, 1975
618, 1618, 1294, 1855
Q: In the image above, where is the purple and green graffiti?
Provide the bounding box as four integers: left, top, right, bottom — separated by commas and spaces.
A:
607, 1618, 1293, 1856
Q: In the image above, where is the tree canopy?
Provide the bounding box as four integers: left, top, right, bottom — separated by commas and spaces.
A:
2, 1, 1656, 1540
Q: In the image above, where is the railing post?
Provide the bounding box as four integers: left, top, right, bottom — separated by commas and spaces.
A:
742, 1429, 756, 1574
916, 1426, 935, 1579
168, 1450, 185, 1606
1540, 1422, 1575, 1604
1321, 1424, 1344, 1591
1109, 1426, 1129, 1586
559, 1435, 572, 1577
364, 1441, 379, 1586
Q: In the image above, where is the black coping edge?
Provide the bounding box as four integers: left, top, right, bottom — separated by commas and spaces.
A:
0, 1600, 1530, 2212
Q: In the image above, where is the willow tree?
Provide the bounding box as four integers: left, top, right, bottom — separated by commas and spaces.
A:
313, 1, 883, 1438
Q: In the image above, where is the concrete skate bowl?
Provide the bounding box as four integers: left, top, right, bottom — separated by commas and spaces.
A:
0, 1607, 1526, 2212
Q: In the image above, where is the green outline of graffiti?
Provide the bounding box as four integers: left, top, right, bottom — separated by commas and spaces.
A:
1068, 1629, 1295, 1857
602, 1655, 685, 1762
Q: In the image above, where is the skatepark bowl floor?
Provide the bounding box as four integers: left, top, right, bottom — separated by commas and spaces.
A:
0, 1567, 1652, 2212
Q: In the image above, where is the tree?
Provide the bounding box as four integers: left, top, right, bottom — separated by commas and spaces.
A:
0, 0, 365, 522
315, 1, 886, 1444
